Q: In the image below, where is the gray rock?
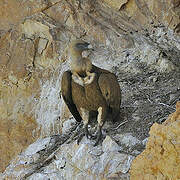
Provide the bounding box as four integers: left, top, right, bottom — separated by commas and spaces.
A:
62, 118, 77, 134
1, 134, 137, 179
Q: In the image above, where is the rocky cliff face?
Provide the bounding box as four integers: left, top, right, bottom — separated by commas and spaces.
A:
130, 102, 180, 180
0, 0, 179, 179
0, 102, 179, 180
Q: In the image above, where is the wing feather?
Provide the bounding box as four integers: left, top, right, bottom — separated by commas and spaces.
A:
98, 72, 121, 119
61, 71, 82, 122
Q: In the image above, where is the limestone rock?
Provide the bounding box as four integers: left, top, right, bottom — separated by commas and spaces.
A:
0, 0, 60, 31
62, 118, 77, 134
0, 74, 38, 172
0, 134, 135, 179
103, 0, 128, 10
130, 101, 180, 180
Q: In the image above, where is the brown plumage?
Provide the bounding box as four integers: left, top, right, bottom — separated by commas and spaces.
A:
61, 40, 121, 146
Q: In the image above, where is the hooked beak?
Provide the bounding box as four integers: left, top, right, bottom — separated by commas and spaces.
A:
75, 42, 94, 51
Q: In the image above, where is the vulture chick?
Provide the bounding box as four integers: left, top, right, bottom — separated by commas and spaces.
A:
61, 40, 121, 146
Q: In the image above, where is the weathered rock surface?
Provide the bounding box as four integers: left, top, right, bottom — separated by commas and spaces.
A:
0, 0, 180, 177
130, 101, 180, 180
0, 122, 143, 179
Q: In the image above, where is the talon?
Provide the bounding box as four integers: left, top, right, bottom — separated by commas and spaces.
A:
77, 133, 84, 145
85, 125, 94, 139
76, 125, 95, 145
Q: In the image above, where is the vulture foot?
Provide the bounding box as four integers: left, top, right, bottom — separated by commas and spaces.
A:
76, 125, 103, 146
84, 124, 95, 139
76, 125, 94, 144
93, 126, 103, 146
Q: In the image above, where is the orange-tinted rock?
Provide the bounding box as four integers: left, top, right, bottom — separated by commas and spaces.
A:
130, 102, 180, 180
44, 2, 70, 23
0, 18, 60, 172
0, 0, 48, 31
0, 73, 40, 172
118, 0, 180, 32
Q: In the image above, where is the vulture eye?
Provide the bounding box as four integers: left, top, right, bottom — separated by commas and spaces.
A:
75, 42, 90, 50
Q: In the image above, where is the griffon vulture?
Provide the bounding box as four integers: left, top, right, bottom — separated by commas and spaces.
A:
61, 40, 121, 146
